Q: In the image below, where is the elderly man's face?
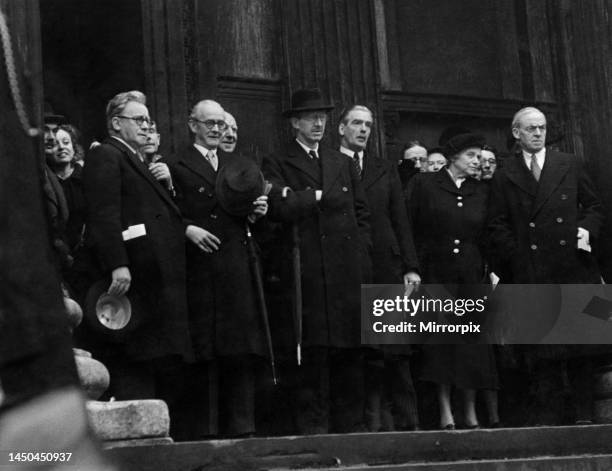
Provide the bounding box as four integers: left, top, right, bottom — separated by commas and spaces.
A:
189, 102, 226, 149
404, 145, 428, 172
112, 101, 150, 149
339, 108, 373, 152
480, 150, 497, 180
220, 113, 238, 153
292, 111, 327, 147
513, 110, 547, 153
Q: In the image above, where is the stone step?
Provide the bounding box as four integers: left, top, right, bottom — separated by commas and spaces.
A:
106, 425, 612, 471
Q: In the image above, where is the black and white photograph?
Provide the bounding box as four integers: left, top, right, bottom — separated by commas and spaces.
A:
3, 0, 612, 469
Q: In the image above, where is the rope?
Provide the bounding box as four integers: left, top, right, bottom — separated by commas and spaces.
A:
0, 8, 40, 137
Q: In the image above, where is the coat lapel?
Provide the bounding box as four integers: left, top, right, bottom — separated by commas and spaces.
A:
322, 148, 343, 194
179, 145, 218, 187
106, 138, 180, 213
285, 141, 322, 186
362, 154, 386, 189
504, 153, 538, 198
531, 150, 570, 217
435, 168, 463, 195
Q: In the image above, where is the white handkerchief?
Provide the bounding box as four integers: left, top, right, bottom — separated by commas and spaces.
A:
122, 224, 147, 241
577, 227, 591, 252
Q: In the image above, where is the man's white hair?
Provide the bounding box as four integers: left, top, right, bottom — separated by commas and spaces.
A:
511, 107, 546, 130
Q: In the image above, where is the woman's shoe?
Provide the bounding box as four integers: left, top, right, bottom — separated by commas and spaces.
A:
441, 423, 455, 430
464, 423, 480, 430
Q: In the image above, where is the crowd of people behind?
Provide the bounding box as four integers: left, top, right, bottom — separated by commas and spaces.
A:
40, 88, 610, 440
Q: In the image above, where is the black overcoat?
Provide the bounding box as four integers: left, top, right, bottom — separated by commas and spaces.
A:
406, 171, 488, 284
487, 150, 602, 283
170, 146, 266, 361
82, 138, 191, 361
262, 141, 372, 349
361, 154, 419, 283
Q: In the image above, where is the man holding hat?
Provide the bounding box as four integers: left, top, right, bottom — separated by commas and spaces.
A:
170, 99, 268, 438
262, 88, 372, 434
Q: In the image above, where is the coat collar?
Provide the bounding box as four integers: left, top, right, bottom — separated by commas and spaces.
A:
104, 137, 180, 213
286, 140, 322, 186
433, 168, 477, 196
178, 145, 219, 187
362, 153, 386, 189
503, 153, 539, 197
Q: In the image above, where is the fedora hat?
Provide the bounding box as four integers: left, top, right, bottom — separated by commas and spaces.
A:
443, 133, 485, 157
84, 280, 144, 342
283, 88, 334, 118
216, 157, 266, 217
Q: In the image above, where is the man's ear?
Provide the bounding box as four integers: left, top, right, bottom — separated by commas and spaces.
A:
111, 117, 122, 133
511, 127, 520, 140
290, 117, 299, 130
338, 122, 345, 137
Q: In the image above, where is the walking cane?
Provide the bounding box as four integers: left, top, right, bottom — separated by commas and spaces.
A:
292, 223, 303, 365
245, 221, 278, 385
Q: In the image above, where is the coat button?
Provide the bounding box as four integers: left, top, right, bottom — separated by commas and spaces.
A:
561, 194, 568, 200
560, 240, 567, 246
457, 196, 463, 200
321, 234, 326, 239
210, 214, 218, 219
342, 186, 348, 192
208, 193, 213, 198
198, 187, 205, 193
457, 202, 463, 207
556, 217, 563, 223
531, 244, 538, 250
529, 222, 535, 228
453, 248, 460, 254
454, 239, 460, 245
346, 235, 351, 240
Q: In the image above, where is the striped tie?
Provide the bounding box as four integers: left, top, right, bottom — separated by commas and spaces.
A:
530, 154, 541, 182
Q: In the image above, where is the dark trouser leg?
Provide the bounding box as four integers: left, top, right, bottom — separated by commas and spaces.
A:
105, 358, 155, 400
184, 361, 219, 439
218, 355, 257, 437
364, 351, 384, 432
387, 354, 419, 430
329, 348, 366, 433
290, 347, 329, 435
568, 357, 594, 423
154, 355, 191, 441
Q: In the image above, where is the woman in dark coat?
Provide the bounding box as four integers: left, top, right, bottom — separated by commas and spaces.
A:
406, 133, 499, 429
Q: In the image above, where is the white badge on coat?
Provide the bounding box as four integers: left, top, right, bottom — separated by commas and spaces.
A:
122, 224, 147, 241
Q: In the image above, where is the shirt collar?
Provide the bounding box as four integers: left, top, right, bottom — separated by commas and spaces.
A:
522, 147, 546, 168
194, 143, 217, 158
339, 145, 363, 159
295, 138, 319, 156
111, 136, 138, 155
446, 168, 466, 188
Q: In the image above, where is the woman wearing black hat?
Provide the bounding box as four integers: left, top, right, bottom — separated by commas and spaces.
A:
406, 133, 499, 430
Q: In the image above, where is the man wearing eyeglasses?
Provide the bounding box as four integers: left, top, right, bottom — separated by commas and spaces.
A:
487, 106, 603, 426
170, 99, 268, 439
262, 89, 372, 434
82, 91, 192, 437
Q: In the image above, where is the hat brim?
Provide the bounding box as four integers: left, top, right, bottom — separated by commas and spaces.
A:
282, 105, 335, 118
216, 166, 265, 217
84, 280, 139, 342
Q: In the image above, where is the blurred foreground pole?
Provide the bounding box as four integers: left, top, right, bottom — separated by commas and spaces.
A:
0, 2, 115, 469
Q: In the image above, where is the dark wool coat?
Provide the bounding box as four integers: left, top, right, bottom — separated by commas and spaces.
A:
406, 170, 497, 390
262, 141, 372, 350
406, 171, 489, 284
487, 150, 603, 283
360, 154, 419, 283
82, 138, 191, 361
170, 146, 266, 361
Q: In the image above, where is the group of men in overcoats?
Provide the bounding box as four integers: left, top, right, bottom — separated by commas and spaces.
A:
78, 86, 605, 439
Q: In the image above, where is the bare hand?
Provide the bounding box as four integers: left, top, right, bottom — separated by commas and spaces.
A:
186, 225, 221, 253
248, 195, 268, 223
109, 266, 131, 296
149, 162, 172, 183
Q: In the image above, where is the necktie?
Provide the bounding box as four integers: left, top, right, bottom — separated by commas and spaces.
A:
530, 154, 541, 182
308, 150, 321, 170
352, 152, 362, 178
206, 151, 218, 172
